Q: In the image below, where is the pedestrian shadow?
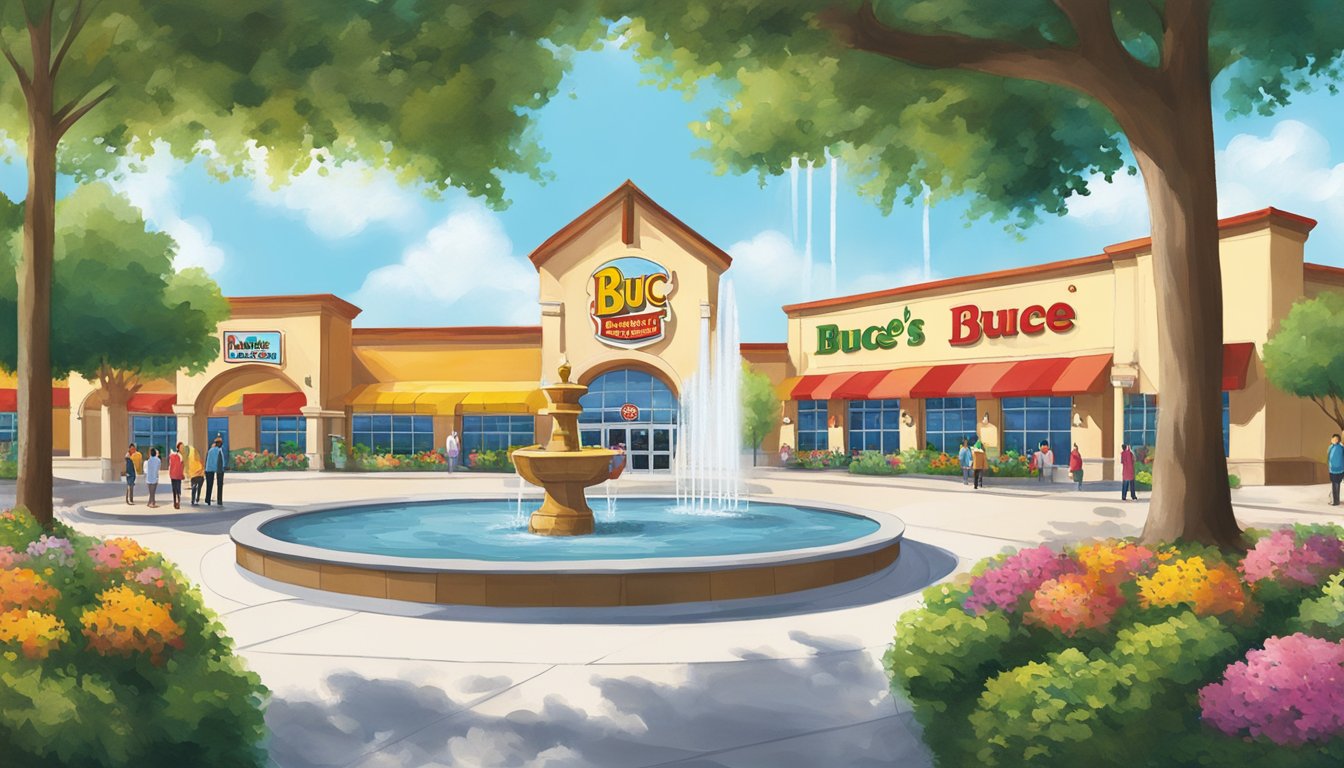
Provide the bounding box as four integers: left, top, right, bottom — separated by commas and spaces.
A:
1037, 513, 1143, 544
263, 632, 933, 768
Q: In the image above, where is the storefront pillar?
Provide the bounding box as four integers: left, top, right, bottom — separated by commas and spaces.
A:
1110, 368, 1137, 482
300, 406, 325, 471
172, 404, 196, 454
98, 400, 129, 482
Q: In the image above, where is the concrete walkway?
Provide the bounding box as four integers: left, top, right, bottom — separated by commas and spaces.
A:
39, 470, 1343, 767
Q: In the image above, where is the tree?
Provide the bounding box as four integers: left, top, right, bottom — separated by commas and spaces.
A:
1264, 292, 1344, 431
0, 182, 229, 412
606, 0, 1344, 546
0, 1, 598, 526
741, 363, 780, 466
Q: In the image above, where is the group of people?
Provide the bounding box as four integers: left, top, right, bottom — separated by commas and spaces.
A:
954, 437, 1144, 501
123, 436, 228, 508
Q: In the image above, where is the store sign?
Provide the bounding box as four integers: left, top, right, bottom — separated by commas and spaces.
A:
222, 331, 283, 366
816, 307, 926, 355
620, 403, 639, 421
949, 302, 1076, 346
589, 256, 674, 349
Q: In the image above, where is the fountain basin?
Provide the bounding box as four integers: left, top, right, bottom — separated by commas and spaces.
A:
230, 497, 903, 607
511, 446, 617, 536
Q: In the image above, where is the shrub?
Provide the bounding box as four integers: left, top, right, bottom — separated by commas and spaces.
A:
230, 448, 308, 472
848, 450, 902, 475
886, 527, 1344, 767
347, 446, 448, 471
466, 446, 520, 472
0, 506, 267, 767
789, 449, 850, 469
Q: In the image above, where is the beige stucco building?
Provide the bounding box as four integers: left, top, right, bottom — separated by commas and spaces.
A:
6, 184, 1339, 486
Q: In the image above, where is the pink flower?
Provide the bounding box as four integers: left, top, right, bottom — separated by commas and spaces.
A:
1241, 530, 1344, 587
88, 542, 126, 572
0, 546, 27, 569
26, 536, 74, 567
1200, 634, 1344, 745
964, 545, 1080, 615
133, 567, 164, 585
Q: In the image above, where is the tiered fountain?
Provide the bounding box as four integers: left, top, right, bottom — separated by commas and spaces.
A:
511, 362, 618, 536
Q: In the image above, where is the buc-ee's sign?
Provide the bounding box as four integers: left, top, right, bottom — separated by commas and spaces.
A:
950, 302, 1076, 346
817, 307, 926, 354
222, 331, 283, 366
589, 257, 674, 349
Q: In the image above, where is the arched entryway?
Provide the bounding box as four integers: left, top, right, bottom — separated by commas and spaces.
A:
578, 367, 678, 471
189, 365, 308, 458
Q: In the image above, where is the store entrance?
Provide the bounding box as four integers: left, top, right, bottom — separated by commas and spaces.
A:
578, 368, 679, 473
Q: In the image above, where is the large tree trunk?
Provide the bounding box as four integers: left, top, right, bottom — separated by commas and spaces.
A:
1127, 23, 1241, 548
15, 76, 57, 527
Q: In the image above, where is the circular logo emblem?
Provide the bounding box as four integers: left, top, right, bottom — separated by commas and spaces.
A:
620, 404, 639, 421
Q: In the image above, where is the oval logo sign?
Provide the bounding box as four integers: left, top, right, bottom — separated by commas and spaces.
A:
620, 403, 640, 421
588, 256, 674, 349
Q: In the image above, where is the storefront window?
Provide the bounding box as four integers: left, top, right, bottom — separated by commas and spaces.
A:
351, 414, 434, 455
0, 412, 16, 445
207, 416, 230, 453
924, 397, 977, 453
579, 369, 677, 425
1123, 394, 1158, 453
796, 400, 828, 452
131, 415, 177, 458
1001, 397, 1072, 457
259, 415, 306, 455
463, 414, 535, 452
848, 399, 900, 454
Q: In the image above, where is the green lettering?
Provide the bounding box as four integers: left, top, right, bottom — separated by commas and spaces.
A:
860, 326, 883, 350
817, 324, 840, 355
907, 319, 926, 346
840, 329, 862, 352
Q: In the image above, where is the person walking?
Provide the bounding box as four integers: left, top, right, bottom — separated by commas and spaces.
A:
123, 443, 137, 505
971, 439, 988, 489
168, 443, 185, 510
205, 436, 226, 506
1069, 443, 1084, 490
1041, 440, 1055, 483
188, 444, 206, 506
130, 442, 144, 489
958, 439, 973, 486
144, 447, 162, 508
1033, 442, 1046, 483
446, 431, 460, 473
1120, 443, 1138, 501
1328, 433, 1344, 506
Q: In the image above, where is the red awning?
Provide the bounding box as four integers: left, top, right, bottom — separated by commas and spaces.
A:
830, 370, 890, 400
0, 387, 73, 411
1222, 342, 1255, 391
909, 364, 970, 399
809, 372, 859, 400
868, 367, 933, 399
243, 392, 306, 416
991, 357, 1075, 398
127, 393, 176, 414
946, 362, 1017, 398
1052, 354, 1113, 395
789, 374, 830, 400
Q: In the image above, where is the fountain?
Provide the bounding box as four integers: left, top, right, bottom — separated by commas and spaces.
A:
510, 361, 618, 536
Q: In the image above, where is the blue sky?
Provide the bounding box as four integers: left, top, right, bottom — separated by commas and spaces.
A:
4, 43, 1344, 342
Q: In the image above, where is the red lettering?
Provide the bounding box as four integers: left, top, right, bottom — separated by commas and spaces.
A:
981, 308, 1017, 338
1047, 302, 1076, 332
1020, 305, 1046, 334
950, 305, 982, 346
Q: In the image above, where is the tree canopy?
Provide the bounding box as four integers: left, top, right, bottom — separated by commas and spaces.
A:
1264, 292, 1344, 431
0, 182, 229, 389
603, 0, 1344, 228
741, 363, 780, 457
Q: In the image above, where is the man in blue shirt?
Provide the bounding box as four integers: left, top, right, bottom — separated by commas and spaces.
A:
205, 436, 227, 506
1328, 433, 1344, 507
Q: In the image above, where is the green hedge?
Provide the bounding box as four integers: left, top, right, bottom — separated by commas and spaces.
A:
846, 449, 1035, 478
0, 507, 268, 766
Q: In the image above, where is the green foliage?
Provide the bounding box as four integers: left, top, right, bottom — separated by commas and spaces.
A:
740, 364, 779, 450
788, 449, 850, 469
346, 445, 449, 471
604, 1, 1344, 229
849, 450, 899, 475
0, 183, 228, 380
468, 447, 519, 472
1264, 292, 1344, 429
1292, 572, 1344, 640
0, 507, 267, 767
229, 448, 308, 472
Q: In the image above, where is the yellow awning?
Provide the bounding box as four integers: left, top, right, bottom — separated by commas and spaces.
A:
774, 376, 801, 400
347, 381, 545, 416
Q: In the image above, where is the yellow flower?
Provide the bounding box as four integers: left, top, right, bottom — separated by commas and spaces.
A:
80, 585, 184, 664
0, 609, 68, 660
1136, 556, 1246, 616
0, 568, 60, 612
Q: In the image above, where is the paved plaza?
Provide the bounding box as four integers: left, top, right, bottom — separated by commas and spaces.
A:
19, 469, 1342, 767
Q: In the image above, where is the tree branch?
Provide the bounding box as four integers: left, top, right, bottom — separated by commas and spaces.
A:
0, 37, 33, 96
50, 0, 91, 79
54, 83, 113, 137
1160, 0, 1210, 79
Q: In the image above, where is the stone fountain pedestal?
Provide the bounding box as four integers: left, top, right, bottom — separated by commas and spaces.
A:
511, 363, 618, 536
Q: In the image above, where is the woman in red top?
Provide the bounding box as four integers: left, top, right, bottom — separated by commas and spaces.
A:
168, 442, 186, 509
1069, 443, 1084, 491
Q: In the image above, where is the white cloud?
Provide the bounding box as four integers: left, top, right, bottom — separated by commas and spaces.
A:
351, 200, 539, 326
1216, 119, 1344, 219
1065, 171, 1149, 229
109, 144, 228, 274
247, 145, 421, 240
727, 229, 934, 305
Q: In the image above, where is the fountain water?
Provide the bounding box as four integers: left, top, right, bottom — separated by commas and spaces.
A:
675, 280, 743, 513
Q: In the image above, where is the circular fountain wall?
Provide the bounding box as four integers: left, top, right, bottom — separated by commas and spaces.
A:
230, 497, 903, 607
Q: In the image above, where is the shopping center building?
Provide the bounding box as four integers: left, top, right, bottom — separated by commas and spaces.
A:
4, 181, 1341, 485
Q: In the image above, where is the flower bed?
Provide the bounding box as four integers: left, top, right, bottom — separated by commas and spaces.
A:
886, 525, 1344, 766
465, 447, 519, 472
346, 446, 448, 471
230, 448, 308, 472
0, 507, 267, 766
1133, 458, 1240, 490
787, 449, 851, 470
846, 449, 1035, 478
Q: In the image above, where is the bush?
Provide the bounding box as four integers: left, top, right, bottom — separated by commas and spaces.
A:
230, 448, 308, 472
466, 447, 520, 472
0, 507, 267, 766
848, 450, 904, 475
886, 525, 1344, 767
788, 449, 850, 470
346, 445, 448, 471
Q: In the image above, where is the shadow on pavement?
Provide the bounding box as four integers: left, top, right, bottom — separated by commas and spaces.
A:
264, 632, 932, 768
